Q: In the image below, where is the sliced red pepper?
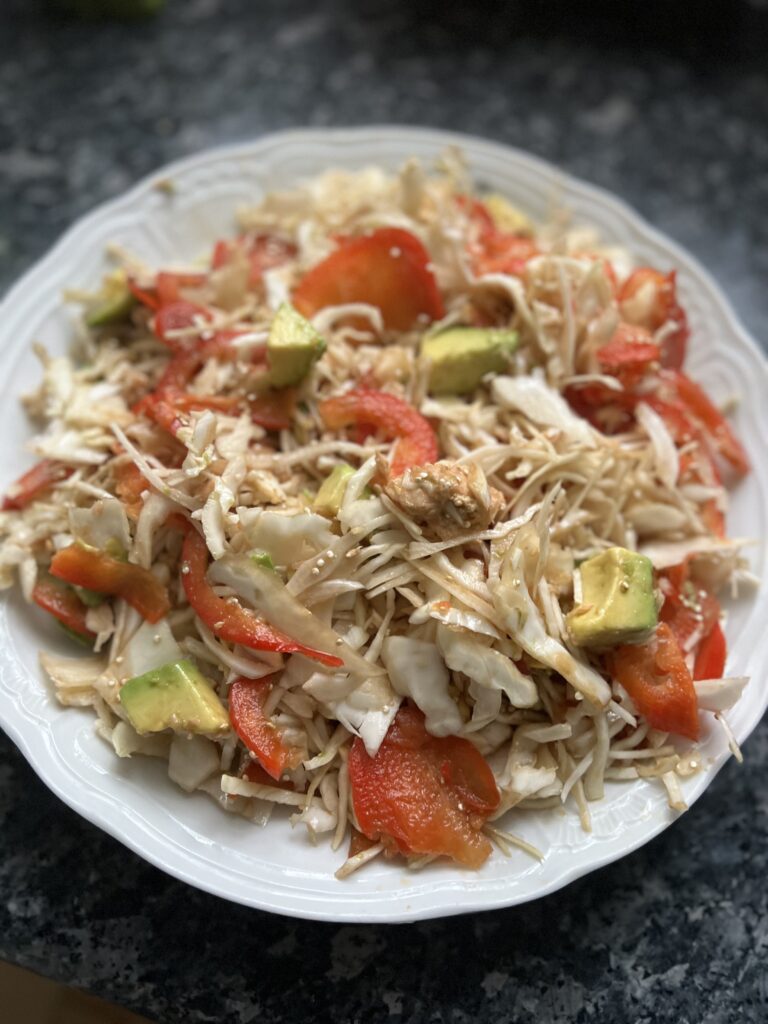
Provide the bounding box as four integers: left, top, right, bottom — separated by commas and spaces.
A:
155, 271, 207, 307
50, 543, 170, 624
133, 345, 242, 435
249, 389, 298, 431
693, 621, 727, 681
293, 227, 445, 332
348, 703, 499, 868
242, 761, 297, 791
619, 268, 689, 369
471, 233, 539, 278
596, 324, 661, 388
211, 240, 235, 270
456, 194, 496, 236
178, 523, 342, 667
660, 572, 721, 653
127, 279, 160, 311
212, 234, 297, 286
32, 577, 95, 641
114, 462, 149, 519
318, 388, 438, 477
229, 676, 303, 781
662, 370, 750, 478
2, 460, 73, 511
247, 234, 298, 286
608, 622, 700, 741
153, 301, 213, 351
458, 195, 540, 278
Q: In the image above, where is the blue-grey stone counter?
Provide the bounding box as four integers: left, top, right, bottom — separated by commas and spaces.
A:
0, 2, 766, 1021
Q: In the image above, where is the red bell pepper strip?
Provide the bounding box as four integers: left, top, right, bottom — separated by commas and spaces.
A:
608, 623, 700, 741
127, 279, 160, 310
249, 389, 298, 431
229, 676, 303, 781
32, 577, 95, 641
247, 234, 298, 285
178, 523, 342, 667
318, 388, 438, 477
458, 196, 539, 278
114, 462, 149, 519
596, 324, 661, 388
155, 271, 207, 307
619, 268, 689, 369
2, 460, 73, 511
153, 301, 213, 351
662, 370, 750, 478
693, 621, 727, 681
293, 227, 445, 331
50, 543, 170, 624
348, 703, 500, 868
212, 234, 297, 285
659, 567, 721, 655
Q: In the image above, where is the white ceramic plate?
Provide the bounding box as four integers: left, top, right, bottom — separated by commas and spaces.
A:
0, 127, 766, 923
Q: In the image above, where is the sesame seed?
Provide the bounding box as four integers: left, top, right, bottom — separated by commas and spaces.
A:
389, 246, 401, 258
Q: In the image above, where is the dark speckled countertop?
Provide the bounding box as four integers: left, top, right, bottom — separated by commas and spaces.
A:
1, 2, 767, 1022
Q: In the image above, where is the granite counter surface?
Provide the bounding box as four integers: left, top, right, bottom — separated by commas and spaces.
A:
0, 2, 766, 1021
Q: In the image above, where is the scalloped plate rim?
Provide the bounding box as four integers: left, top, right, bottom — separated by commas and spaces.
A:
0, 125, 766, 923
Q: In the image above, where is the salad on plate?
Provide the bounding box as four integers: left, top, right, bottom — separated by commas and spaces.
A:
0, 153, 753, 877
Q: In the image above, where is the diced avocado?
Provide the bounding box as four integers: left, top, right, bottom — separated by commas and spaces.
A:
85, 271, 136, 327
119, 659, 229, 736
313, 463, 355, 517
267, 303, 326, 388
422, 327, 518, 395
567, 547, 658, 649
251, 550, 276, 571
483, 194, 534, 236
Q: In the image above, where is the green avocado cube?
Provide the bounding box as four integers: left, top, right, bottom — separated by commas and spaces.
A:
567, 547, 658, 649
421, 327, 518, 395
85, 272, 136, 328
313, 463, 355, 518
119, 659, 229, 736
267, 303, 326, 388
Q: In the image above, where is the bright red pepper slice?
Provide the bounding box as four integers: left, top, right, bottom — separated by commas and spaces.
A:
608, 623, 700, 741
293, 227, 444, 332
50, 543, 170, 624
459, 196, 539, 278
114, 462, 149, 519
660, 569, 721, 655
597, 324, 661, 388
693, 621, 727, 681
662, 370, 750, 478
348, 703, 499, 868
619, 268, 689, 369
212, 234, 297, 286
153, 301, 213, 351
249, 389, 298, 431
247, 234, 298, 285
318, 388, 438, 477
127, 279, 160, 310
155, 271, 207, 307
2, 460, 73, 511
178, 523, 342, 667
229, 676, 303, 781
32, 577, 95, 641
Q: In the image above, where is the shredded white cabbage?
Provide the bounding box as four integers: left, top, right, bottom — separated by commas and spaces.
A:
8, 154, 752, 876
